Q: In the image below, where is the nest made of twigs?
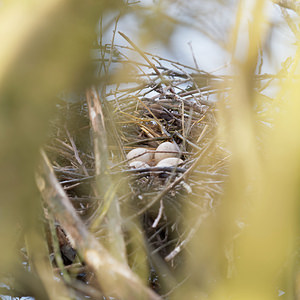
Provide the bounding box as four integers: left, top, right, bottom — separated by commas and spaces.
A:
44, 42, 229, 296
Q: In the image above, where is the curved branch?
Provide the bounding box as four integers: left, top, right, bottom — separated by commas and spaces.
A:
36, 150, 161, 300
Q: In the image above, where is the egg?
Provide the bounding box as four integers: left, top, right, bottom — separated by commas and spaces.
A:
129, 161, 150, 169
154, 142, 180, 164
126, 148, 153, 164
156, 157, 183, 167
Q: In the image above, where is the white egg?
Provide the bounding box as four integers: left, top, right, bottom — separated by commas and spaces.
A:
156, 157, 183, 167
154, 142, 180, 164
126, 148, 153, 164
129, 161, 150, 169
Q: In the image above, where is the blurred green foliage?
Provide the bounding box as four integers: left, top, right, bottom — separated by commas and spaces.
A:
1, 0, 300, 299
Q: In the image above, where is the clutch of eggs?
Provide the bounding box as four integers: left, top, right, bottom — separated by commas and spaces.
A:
126, 142, 182, 169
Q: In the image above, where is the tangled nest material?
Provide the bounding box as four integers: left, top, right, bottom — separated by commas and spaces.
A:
44, 39, 229, 297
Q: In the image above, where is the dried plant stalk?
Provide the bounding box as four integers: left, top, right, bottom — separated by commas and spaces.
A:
86, 87, 127, 264
36, 150, 161, 300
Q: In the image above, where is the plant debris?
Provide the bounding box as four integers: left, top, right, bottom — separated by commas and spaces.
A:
42, 40, 229, 298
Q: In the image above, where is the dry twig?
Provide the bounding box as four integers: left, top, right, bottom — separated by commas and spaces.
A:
36, 150, 162, 300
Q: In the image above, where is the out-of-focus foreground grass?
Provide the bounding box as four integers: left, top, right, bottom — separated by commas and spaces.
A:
0, 0, 299, 299
0, 0, 122, 297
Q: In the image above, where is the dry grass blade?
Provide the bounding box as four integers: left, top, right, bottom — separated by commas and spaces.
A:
86, 87, 127, 264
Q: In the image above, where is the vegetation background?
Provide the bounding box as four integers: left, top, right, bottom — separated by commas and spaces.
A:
0, 0, 299, 299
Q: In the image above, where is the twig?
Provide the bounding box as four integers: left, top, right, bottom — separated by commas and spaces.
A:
106, 13, 122, 73
172, 63, 205, 106
48, 215, 71, 283
152, 200, 164, 228
86, 87, 127, 264
36, 150, 162, 300
65, 129, 89, 176
164, 212, 210, 262
118, 31, 161, 75
174, 131, 202, 151
111, 43, 212, 73
187, 41, 199, 70
135, 96, 171, 137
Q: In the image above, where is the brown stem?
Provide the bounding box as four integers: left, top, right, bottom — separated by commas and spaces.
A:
36, 150, 162, 300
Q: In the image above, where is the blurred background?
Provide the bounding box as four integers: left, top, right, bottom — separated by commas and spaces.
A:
0, 0, 299, 299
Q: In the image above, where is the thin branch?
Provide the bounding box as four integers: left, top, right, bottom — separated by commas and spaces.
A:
164, 212, 210, 262
36, 150, 162, 300
152, 200, 164, 228
118, 31, 161, 75
86, 87, 127, 264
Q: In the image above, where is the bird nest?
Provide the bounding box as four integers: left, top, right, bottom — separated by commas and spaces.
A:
44, 41, 229, 296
